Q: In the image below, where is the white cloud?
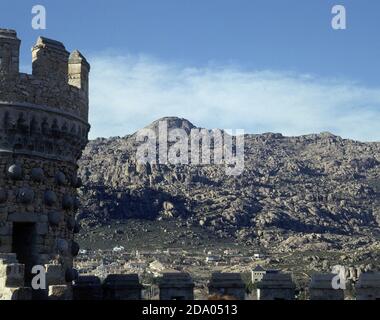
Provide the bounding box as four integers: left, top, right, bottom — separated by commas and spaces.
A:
89, 53, 380, 142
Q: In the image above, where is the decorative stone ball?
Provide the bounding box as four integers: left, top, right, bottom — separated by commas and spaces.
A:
67, 217, 76, 230
48, 211, 63, 226
31, 167, 45, 182
55, 171, 67, 186
57, 238, 69, 254
17, 187, 34, 204
62, 194, 74, 210
71, 241, 80, 256
7, 164, 22, 180
65, 268, 79, 282
44, 190, 57, 206
0, 188, 7, 203
73, 220, 81, 234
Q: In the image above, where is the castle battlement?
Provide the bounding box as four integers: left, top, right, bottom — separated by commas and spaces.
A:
0, 29, 90, 122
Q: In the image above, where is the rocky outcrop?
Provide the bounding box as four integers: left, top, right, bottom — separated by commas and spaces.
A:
78, 117, 380, 250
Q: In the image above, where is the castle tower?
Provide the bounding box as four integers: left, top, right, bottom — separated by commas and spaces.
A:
0, 29, 21, 77
0, 28, 90, 300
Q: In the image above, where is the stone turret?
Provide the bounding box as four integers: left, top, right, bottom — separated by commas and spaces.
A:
69, 50, 90, 120
0, 28, 90, 300
32, 37, 70, 83
69, 50, 90, 93
0, 29, 20, 78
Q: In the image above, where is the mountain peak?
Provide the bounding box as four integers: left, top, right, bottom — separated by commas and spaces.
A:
142, 117, 197, 135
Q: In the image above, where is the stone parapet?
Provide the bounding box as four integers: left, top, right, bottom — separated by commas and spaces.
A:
257, 273, 296, 300
159, 272, 194, 300
309, 273, 344, 300
103, 274, 143, 300
208, 272, 245, 300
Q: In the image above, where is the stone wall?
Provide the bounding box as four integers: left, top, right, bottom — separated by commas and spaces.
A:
159, 272, 194, 300
31, 271, 380, 300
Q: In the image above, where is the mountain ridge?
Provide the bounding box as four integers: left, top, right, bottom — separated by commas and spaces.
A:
77, 117, 380, 252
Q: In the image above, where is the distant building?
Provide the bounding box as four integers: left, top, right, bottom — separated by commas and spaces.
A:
253, 253, 264, 260
251, 265, 279, 283
206, 255, 222, 263
126, 262, 147, 272
113, 246, 125, 252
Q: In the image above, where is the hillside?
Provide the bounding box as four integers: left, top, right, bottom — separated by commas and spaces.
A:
77, 117, 380, 252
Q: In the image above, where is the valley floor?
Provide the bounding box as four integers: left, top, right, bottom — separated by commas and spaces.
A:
75, 219, 380, 299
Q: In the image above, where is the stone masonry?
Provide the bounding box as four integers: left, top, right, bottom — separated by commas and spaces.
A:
256, 273, 296, 300
103, 274, 143, 300
308, 273, 344, 300
208, 272, 246, 300
355, 272, 380, 300
0, 28, 90, 299
159, 272, 194, 300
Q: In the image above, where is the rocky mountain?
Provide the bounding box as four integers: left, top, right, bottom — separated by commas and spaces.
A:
77, 117, 380, 251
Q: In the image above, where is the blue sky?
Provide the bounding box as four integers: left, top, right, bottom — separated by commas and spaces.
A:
2, 0, 380, 140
